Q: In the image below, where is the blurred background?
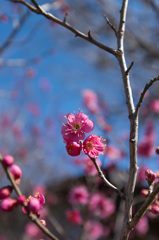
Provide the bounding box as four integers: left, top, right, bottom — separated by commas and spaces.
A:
0, 0, 159, 239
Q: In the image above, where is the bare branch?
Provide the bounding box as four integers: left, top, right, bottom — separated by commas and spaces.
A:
0, 156, 59, 240
90, 157, 126, 200
104, 15, 117, 37
135, 76, 159, 115
125, 61, 134, 75
9, 0, 118, 56
116, 1, 139, 239
0, 11, 29, 55
129, 182, 159, 230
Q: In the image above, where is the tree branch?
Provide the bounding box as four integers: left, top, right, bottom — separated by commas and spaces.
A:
116, 1, 139, 239
104, 15, 117, 37
135, 76, 159, 115
90, 157, 126, 200
9, 0, 118, 56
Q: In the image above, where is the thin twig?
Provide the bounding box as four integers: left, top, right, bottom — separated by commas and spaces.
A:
90, 157, 126, 200
0, 11, 29, 55
125, 61, 134, 75
104, 15, 117, 37
9, 0, 118, 56
135, 75, 159, 115
0, 156, 59, 240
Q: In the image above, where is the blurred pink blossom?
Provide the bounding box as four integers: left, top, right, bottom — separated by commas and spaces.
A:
82, 89, 99, 114
28, 103, 40, 117
150, 99, 159, 114
105, 145, 124, 161
25, 222, 42, 238
89, 193, 115, 219
65, 210, 82, 224
68, 185, 89, 205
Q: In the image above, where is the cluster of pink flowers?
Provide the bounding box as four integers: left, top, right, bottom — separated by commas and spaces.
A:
66, 183, 115, 239
0, 155, 22, 212
0, 154, 46, 229
61, 112, 106, 158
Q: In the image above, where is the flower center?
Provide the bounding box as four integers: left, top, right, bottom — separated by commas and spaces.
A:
73, 123, 80, 130
86, 141, 93, 149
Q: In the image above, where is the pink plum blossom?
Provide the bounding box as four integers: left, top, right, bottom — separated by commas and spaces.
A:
65, 210, 82, 224
61, 112, 94, 142
23, 192, 45, 214
89, 193, 115, 219
84, 158, 102, 176
27, 198, 41, 214
82, 135, 106, 158
68, 185, 89, 205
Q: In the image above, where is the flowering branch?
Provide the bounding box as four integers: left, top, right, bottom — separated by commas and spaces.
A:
0, 156, 59, 240
135, 76, 159, 115
90, 157, 126, 200
9, 0, 118, 56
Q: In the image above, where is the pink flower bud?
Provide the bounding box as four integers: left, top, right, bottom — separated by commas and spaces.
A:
27, 198, 41, 214
65, 141, 81, 156
40, 219, 46, 226
9, 164, 22, 180
156, 146, 159, 155
140, 189, 149, 197
0, 198, 17, 212
0, 186, 12, 200
17, 195, 26, 205
2, 155, 14, 167
145, 169, 156, 185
